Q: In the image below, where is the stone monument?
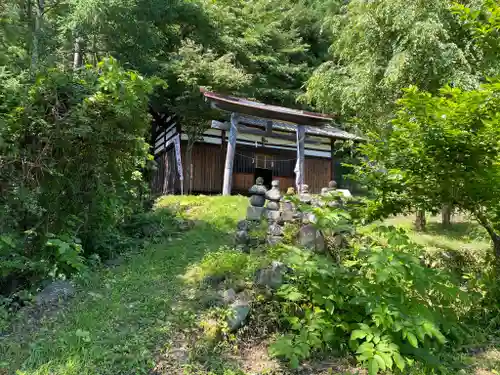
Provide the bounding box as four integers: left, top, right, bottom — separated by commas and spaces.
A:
282, 187, 296, 222
234, 219, 250, 251
265, 180, 283, 245
321, 180, 337, 195
246, 177, 267, 221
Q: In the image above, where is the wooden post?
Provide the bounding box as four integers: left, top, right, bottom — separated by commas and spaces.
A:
222, 113, 239, 195
296, 125, 305, 192
330, 138, 335, 181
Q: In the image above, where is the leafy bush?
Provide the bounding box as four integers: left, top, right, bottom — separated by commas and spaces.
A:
0, 58, 159, 288
269, 202, 472, 374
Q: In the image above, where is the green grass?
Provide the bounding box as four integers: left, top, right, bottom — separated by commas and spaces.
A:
382, 214, 491, 254
2, 197, 499, 375
0, 195, 248, 375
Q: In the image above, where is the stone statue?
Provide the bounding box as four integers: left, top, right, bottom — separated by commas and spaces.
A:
299, 184, 312, 204
248, 177, 267, 207
321, 180, 337, 195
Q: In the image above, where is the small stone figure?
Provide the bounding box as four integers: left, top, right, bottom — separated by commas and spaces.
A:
265, 180, 284, 245
282, 187, 297, 222
249, 177, 267, 207
265, 180, 282, 222
235, 219, 250, 252
265, 180, 281, 201
247, 177, 268, 221
321, 180, 337, 196
298, 224, 325, 253
321, 180, 342, 208
299, 184, 312, 204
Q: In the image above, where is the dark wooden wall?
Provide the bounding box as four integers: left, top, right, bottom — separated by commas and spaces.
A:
153, 142, 334, 195
305, 157, 332, 193
184, 143, 224, 193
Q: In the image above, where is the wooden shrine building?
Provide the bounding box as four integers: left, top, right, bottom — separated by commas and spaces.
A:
152, 91, 362, 195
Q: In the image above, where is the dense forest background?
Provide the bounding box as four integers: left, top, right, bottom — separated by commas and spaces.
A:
1, 0, 499, 311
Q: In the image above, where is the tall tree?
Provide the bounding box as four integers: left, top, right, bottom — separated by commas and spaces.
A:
303, 0, 489, 133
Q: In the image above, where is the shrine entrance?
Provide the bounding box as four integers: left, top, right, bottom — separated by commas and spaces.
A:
254, 167, 273, 189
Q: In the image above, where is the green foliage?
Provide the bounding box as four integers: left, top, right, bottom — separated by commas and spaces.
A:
269, 205, 470, 373
0, 58, 157, 283
453, 0, 500, 74
184, 247, 266, 285
303, 0, 491, 132
353, 81, 500, 264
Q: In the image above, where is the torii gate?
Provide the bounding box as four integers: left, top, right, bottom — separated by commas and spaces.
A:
202, 90, 336, 195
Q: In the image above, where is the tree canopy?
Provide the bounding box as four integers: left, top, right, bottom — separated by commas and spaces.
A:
303, 0, 497, 132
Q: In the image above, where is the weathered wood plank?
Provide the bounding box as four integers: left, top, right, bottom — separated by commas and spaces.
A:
296, 125, 305, 192
222, 113, 239, 195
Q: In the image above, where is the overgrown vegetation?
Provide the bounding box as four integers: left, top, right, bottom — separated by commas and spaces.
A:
2, 0, 500, 374
0, 58, 157, 298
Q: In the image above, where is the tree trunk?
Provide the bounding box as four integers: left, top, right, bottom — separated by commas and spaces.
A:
493, 237, 500, 271
415, 210, 426, 231
73, 36, 83, 68
31, 0, 44, 72
441, 205, 452, 227
475, 211, 500, 270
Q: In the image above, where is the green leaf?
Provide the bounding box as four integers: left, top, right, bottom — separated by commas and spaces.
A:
377, 351, 393, 369
393, 352, 406, 371
290, 355, 299, 369
351, 329, 367, 341
356, 341, 375, 354
373, 354, 386, 371
286, 290, 304, 301
368, 358, 379, 375
357, 351, 374, 361
406, 332, 419, 348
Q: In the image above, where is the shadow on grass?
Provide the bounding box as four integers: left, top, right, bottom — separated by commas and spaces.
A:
423, 221, 489, 243
1, 200, 247, 375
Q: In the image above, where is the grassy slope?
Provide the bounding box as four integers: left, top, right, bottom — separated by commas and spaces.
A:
1, 195, 248, 375
2, 197, 499, 375
382, 214, 491, 254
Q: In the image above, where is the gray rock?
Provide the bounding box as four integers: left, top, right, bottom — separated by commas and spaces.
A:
35, 280, 76, 306
321, 180, 338, 196
227, 301, 250, 332
199, 291, 224, 307
282, 201, 295, 222
235, 230, 249, 245
266, 201, 280, 210
203, 274, 226, 286
267, 236, 283, 246
299, 184, 312, 204
266, 210, 281, 222
299, 194, 312, 204
302, 212, 317, 224
268, 223, 283, 236
247, 206, 266, 221
170, 347, 189, 364
265, 181, 282, 201
250, 195, 266, 207
219, 288, 237, 305
236, 220, 249, 231
298, 224, 325, 252
281, 210, 294, 222
255, 261, 286, 289
248, 177, 267, 196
